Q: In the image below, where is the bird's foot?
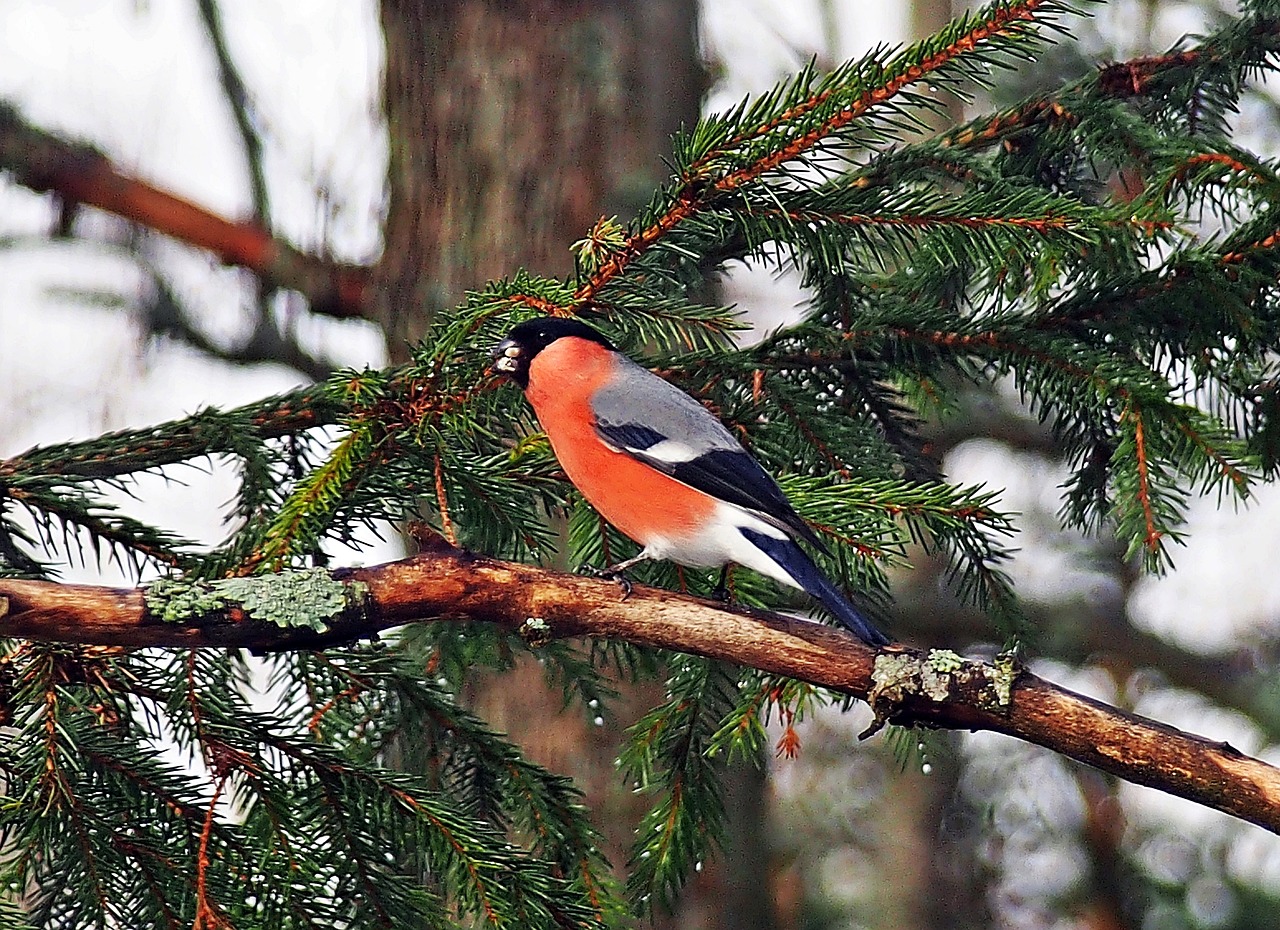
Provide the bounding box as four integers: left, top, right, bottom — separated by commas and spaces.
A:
577, 563, 634, 600
709, 566, 732, 603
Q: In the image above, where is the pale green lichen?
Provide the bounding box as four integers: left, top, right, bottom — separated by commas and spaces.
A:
988, 650, 1019, 710
925, 648, 965, 674
518, 616, 553, 647
919, 649, 969, 701
918, 664, 955, 702
867, 648, 1020, 721
867, 653, 918, 707
147, 578, 233, 624
147, 569, 368, 633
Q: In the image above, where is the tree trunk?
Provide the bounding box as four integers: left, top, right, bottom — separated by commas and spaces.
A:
374, 0, 704, 360
373, 2, 731, 922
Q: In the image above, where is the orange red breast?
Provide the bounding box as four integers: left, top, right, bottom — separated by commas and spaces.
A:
524, 336, 715, 547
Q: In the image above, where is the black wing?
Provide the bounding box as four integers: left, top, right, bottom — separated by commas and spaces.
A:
591, 366, 828, 552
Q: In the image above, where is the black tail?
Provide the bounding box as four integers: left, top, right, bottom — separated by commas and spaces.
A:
740, 528, 892, 647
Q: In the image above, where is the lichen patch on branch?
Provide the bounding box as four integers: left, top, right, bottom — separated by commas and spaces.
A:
146, 570, 369, 633
864, 647, 1020, 737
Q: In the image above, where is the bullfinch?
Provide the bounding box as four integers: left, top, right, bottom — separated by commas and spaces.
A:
491, 317, 892, 647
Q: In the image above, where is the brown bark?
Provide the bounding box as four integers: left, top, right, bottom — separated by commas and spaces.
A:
2, 548, 1280, 835
373, 0, 704, 359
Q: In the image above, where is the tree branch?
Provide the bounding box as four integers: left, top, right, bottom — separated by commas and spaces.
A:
1, 546, 1278, 834
0, 102, 370, 318
0, 384, 339, 481
196, 0, 271, 225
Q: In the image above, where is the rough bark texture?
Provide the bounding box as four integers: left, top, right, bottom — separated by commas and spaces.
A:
3, 548, 1280, 835
374, 0, 704, 359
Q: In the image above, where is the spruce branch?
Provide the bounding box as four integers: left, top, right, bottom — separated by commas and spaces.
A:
2, 552, 1280, 835
575, 0, 1077, 304
5, 481, 195, 574
942, 12, 1280, 154
621, 656, 736, 914
0, 386, 339, 481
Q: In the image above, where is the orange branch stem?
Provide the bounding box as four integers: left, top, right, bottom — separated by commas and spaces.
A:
1126, 401, 1163, 552
575, 0, 1050, 303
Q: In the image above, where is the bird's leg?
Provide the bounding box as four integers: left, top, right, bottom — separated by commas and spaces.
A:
579, 552, 650, 599
710, 565, 732, 603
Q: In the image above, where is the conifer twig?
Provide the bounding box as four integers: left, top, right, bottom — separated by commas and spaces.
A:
1123, 399, 1162, 553
2, 550, 1279, 834
574, 0, 1056, 303
0, 386, 339, 482
196, 0, 270, 225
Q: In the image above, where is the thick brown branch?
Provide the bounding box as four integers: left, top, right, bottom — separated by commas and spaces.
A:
1, 550, 1279, 833
0, 103, 370, 318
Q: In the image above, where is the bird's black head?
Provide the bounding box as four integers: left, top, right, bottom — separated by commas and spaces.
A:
490, 318, 615, 389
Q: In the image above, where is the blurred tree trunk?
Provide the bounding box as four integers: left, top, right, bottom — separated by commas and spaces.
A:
374, 0, 704, 360
875, 739, 991, 930
909, 0, 962, 132
370, 6, 789, 929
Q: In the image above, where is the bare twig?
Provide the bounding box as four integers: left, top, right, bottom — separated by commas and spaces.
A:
1, 547, 1278, 833
0, 102, 370, 318
196, 0, 270, 224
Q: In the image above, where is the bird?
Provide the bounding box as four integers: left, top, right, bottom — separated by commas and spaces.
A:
490, 317, 892, 647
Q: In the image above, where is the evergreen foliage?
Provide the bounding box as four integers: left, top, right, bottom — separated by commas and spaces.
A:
4, 0, 1280, 924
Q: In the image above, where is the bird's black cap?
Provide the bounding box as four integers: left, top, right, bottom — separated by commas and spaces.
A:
491, 318, 615, 389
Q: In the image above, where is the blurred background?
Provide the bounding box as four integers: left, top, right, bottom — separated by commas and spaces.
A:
3, 1, 1280, 927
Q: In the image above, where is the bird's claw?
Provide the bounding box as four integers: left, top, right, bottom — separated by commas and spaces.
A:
577, 563, 633, 600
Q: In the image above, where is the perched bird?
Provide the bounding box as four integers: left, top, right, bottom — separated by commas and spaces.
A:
491, 317, 891, 647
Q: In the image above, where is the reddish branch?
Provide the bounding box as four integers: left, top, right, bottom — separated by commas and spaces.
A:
876, 327, 1115, 393
1223, 228, 1280, 265
1096, 50, 1205, 98
788, 208, 1075, 233
0, 104, 370, 318
943, 20, 1278, 155
192, 773, 231, 930
714, 0, 1045, 192
1124, 400, 1162, 552
432, 453, 459, 546
2, 547, 1280, 833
